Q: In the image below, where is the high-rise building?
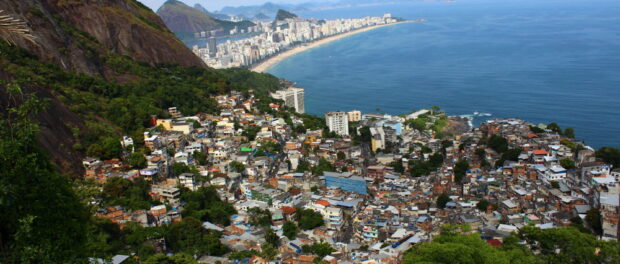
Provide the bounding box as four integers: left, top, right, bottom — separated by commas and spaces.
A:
208, 37, 217, 57
271, 87, 305, 113
347, 110, 361, 122
325, 111, 349, 136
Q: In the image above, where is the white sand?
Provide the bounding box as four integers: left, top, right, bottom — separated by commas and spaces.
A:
251, 21, 409, 73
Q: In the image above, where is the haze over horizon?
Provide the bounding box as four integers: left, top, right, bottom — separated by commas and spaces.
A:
137, 0, 334, 12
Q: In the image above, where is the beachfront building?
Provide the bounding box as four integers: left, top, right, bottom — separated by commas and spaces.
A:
348, 110, 362, 122
271, 87, 305, 113
325, 111, 349, 136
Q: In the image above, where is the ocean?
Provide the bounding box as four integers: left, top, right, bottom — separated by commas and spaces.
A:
267, 0, 620, 148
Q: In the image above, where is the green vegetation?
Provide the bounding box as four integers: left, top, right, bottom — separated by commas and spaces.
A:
296, 209, 324, 230
560, 158, 575, 169
585, 208, 602, 236
102, 176, 156, 210
166, 217, 228, 257
180, 186, 237, 226
301, 241, 335, 259
312, 157, 335, 176
476, 200, 490, 211
127, 152, 147, 169
488, 135, 509, 154
596, 147, 620, 168
275, 9, 298, 21
248, 207, 272, 227
436, 193, 451, 209
410, 152, 444, 177
0, 89, 90, 262
0, 41, 282, 160
283, 221, 299, 240
453, 160, 469, 183
229, 160, 246, 173
495, 148, 522, 168
144, 253, 197, 264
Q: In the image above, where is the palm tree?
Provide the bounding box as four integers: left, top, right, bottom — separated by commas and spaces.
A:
0, 10, 36, 45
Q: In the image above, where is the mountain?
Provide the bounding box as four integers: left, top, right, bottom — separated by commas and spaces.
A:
0, 0, 279, 177
275, 9, 299, 21
220, 2, 294, 19
193, 3, 230, 21
253, 12, 271, 21
157, 0, 255, 39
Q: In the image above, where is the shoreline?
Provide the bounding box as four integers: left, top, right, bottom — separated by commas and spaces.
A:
251, 21, 412, 73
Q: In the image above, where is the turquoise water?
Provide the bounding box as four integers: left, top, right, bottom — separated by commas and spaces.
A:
267, 0, 620, 148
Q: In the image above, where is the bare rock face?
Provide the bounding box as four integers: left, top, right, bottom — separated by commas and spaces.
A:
0, 0, 207, 176
156, 0, 221, 35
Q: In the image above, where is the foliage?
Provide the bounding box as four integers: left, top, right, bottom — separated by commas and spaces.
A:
564, 127, 575, 138
312, 157, 335, 176
410, 152, 444, 177
436, 193, 451, 209
229, 161, 246, 173
264, 228, 280, 247
248, 207, 272, 227
476, 200, 490, 212
296, 159, 311, 172
283, 221, 299, 240
595, 147, 620, 168
560, 158, 575, 169
87, 137, 123, 160
193, 151, 208, 166
585, 208, 602, 236
337, 151, 346, 160
403, 225, 542, 264
102, 176, 154, 210
529, 125, 545, 133
258, 140, 282, 154
0, 88, 90, 262
296, 209, 324, 230
166, 217, 229, 257
128, 152, 147, 169
180, 186, 237, 226
144, 253, 197, 264
389, 160, 405, 174
495, 148, 522, 168
241, 126, 261, 141
301, 241, 335, 258
514, 225, 620, 263
488, 135, 508, 154
547, 122, 562, 134
453, 160, 469, 183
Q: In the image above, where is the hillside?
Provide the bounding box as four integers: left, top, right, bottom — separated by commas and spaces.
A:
275, 9, 298, 21
157, 0, 255, 39
0, 0, 280, 176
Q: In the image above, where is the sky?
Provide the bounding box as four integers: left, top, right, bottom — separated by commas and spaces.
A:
137, 0, 322, 12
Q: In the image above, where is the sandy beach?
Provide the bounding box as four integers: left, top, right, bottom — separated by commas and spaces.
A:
251, 21, 410, 73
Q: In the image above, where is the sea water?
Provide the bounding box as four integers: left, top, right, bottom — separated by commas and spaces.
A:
268, 0, 620, 148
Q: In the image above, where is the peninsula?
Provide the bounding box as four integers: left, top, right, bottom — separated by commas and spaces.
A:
252, 20, 411, 72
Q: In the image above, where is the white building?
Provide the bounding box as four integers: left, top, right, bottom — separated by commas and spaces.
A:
271, 87, 305, 113
325, 111, 349, 136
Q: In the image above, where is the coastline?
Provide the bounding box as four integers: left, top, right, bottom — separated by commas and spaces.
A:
251, 21, 411, 73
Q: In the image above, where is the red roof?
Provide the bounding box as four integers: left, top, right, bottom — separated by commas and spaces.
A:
487, 239, 503, 247
316, 200, 330, 207
281, 206, 297, 215
533, 149, 548, 155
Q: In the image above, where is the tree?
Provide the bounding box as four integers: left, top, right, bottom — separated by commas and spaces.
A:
128, 152, 147, 169
166, 217, 229, 257
283, 221, 299, 240
595, 147, 620, 168
530, 125, 545, 133
437, 193, 451, 209
181, 186, 237, 226
264, 228, 280, 247
585, 208, 602, 236
144, 253, 198, 264
173, 162, 190, 176
248, 207, 272, 227
488, 135, 508, 154
302, 241, 335, 258
564, 128, 575, 138
547, 122, 562, 134
389, 160, 405, 174
102, 176, 153, 210
337, 151, 346, 160
0, 88, 90, 262
476, 200, 490, 212
560, 158, 575, 169
453, 160, 469, 183
229, 161, 245, 173
297, 209, 324, 230
193, 151, 208, 166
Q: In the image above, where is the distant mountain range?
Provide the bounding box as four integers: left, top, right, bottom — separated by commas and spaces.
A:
217, 2, 309, 20
156, 0, 255, 39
